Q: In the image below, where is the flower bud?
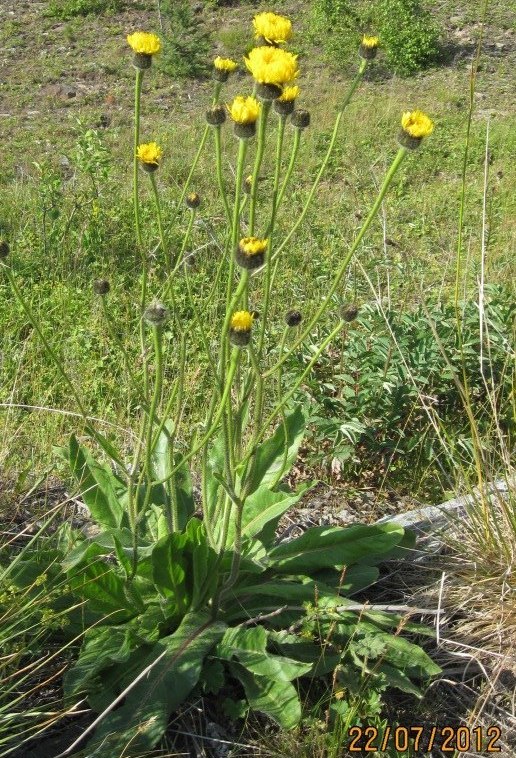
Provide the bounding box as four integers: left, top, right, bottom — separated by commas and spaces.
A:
229, 310, 254, 347
235, 237, 268, 270
93, 279, 110, 296
341, 303, 360, 322
144, 301, 169, 327
206, 105, 226, 126
186, 192, 201, 209
359, 35, 380, 60
291, 109, 310, 130
285, 310, 302, 327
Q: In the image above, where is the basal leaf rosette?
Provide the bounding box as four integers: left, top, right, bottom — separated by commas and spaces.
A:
245, 46, 299, 101
227, 96, 261, 139
253, 11, 293, 46
127, 31, 161, 70
398, 110, 434, 149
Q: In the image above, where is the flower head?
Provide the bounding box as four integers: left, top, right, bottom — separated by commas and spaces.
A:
245, 46, 298, 87
401, 110, 434, 138
278, 85, 300, 102
236, 237, 268, 270
359, 34, 380, 60
275, 84, 300, 115
228, 95, 261, 124
229, 310, 254, 346
214, 56, 238, 73
230, 310, 254, 332
127, 31, 161, 55
399, 110, 434, 149
137, 142, 162, 171
213, 56, 238, 82
253, 12, 293, 45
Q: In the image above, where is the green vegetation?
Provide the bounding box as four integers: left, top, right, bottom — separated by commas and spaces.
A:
0, 1, 514, 755
310, 0, 441, 74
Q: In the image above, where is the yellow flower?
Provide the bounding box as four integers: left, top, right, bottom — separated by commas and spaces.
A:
127, 32, 161, 56
214, 56, 238, 72
278, 85, 300, 102
361, 35, 379, 49
253, 11, 293, 45
245, 46, 299, 87
136, 142, 163, 165
240, 237, 268, 255
230, 311, 254, 332
401, 110, 434, 138
227, 95, 261, 125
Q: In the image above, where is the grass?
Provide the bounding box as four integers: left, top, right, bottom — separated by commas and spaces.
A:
0, 0, 515, 755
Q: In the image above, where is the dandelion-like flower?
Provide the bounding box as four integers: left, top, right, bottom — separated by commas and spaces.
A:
253, 12, 292, 46
137, 142, 162, 172
236, 237, 268, 270
227, 96, 261, 138
359, 35, 380, 60
229, 310, 254, 346
274, 84, 300, 116
127, 32, 161, 69
398, 110, 434, 149
213, 56, 238, 82
245, 46, 299, 100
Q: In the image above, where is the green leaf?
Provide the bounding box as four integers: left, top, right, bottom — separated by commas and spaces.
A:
204, 431, 225, 524
217, 627, 312, 682
244, 405, 307, 496
67, 544, 139, 621
152, 420, 195, 530
219, 483, 311, 549
67, 434, 124, 529
229, 662, 301, 729
63, 626, 137, 705
185, 518, 219, 608
151, 533, 188, 606
268, 523, 405, 573
85, 611, 226, 755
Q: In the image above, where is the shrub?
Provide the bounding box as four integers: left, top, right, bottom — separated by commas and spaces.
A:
158, 0, 211, 79
45, 0, 125, 20
310, 0, 440, 75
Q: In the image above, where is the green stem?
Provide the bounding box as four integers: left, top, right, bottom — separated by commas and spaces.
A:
226, 139, 248, 311
153, 347, 240, 487
248, 100, 271, 237
133, 69, 144, 248
149, 172, 169, 272
214, 126, 231, 222
270, 59, 367, 265
264, 147, 408, 379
